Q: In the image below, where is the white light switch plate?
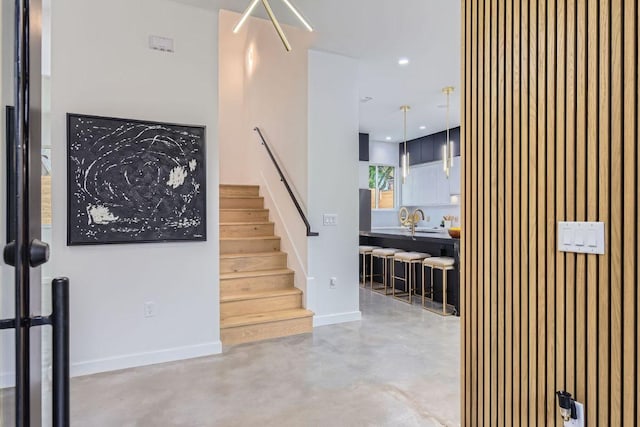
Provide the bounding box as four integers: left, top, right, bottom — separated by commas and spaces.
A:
558, 222, 605, 254
323, 214, 338, 226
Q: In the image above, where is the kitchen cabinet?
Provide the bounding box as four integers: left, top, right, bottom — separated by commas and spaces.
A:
448, 156, 461, 195
401, 156, 462, 205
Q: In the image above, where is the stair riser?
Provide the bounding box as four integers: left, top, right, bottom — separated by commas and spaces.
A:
219, 186, 259, 197
221, 273, 294, 293
220, 198, 264, 209
220, 238, 280, 254
220, 223, 275, 238
220, 254, 287, 273
221, 316, 313, 345
221, 294, 302, 318
220, 210, 270, 223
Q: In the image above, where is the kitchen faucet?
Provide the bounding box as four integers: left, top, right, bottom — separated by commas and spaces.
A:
399, 207, 425, 238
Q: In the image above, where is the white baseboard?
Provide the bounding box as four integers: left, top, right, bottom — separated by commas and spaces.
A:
70, 341, 222, 378
1, 372, 15, 389
313, 311, 362, 327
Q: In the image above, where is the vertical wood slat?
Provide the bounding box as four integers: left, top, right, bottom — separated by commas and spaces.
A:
490, 0, 499, 424
504, 0, 514, 423
461, 0, 471, 425
545, 1, 557, 425
575, 0, 587, 414
597, 1, 611, 425
622, 1, 637, 426
478, 0, 486, 423
586, 0, 599, 424
512, 0, 522, 423
610, 0, 623, 424
461, 1, 638, 425
520, 0, 530, 423
470, 0, 479, 424
527, 0, 539, 424
483, 0, 492, 424
496, 0, 506, 424
565, 0, 577, 403
555, 2, 567, 426
535, 0, 547, 424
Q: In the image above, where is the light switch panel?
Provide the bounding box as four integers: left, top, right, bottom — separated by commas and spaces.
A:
558, 222, 605, 255
323, 214, 338, 226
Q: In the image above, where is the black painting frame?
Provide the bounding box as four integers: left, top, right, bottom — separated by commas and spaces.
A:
66, 113, 207, 246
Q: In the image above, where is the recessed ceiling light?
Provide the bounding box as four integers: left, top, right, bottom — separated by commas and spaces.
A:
419, 125, 426, 130
385, 136, 392, 141
398, 57, 410, 66
360, 96, 373, 103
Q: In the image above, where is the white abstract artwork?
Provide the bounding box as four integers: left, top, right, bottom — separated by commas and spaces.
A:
67, 114, 206, 245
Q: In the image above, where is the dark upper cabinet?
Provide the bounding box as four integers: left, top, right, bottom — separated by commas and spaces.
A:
421, 135, 435, 163
399, 126, 461, 166
359, 133, 369, 161
408, 140, 421, 166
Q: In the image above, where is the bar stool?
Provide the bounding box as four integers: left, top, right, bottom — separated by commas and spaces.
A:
370, 248, 402, 294
422, 257, 456, 315
359, 245, 381, 287
392, 252, 431, 304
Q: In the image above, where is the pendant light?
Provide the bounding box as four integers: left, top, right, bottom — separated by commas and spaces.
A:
442, 86, 455, 178
233, 0, 313, 52
400, 105, 411, 184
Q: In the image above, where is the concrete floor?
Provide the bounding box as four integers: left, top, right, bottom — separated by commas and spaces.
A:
5, 288, 461, 426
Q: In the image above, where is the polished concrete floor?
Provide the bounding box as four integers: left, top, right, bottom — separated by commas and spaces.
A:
67, 288, 461, 426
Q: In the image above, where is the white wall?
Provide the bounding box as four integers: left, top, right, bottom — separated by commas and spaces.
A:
218, 10, 314, 293
49, 0, 220, 377
307, 50, 360, 326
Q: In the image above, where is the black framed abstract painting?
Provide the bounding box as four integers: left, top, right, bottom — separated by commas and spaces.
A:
67, 113, 207, 245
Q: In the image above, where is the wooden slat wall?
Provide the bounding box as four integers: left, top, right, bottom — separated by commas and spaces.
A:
461, 0, 639, 425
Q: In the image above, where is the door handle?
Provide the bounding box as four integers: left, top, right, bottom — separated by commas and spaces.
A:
2, 238, 49, 267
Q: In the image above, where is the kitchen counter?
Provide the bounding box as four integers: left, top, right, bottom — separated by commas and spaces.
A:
360, 227, 461, 316
360, 227, 457, 242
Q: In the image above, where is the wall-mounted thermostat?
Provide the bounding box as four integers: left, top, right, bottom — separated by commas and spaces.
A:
558, 221, 605, 255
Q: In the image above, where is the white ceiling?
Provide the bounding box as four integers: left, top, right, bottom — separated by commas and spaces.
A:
173, 0, 461, 142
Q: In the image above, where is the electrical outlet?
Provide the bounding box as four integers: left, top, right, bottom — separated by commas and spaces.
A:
564, 402, 584, 427
330, 277, 337, 289
144, 301, 156, 318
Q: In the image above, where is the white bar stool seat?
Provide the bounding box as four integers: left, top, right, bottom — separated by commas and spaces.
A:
422, 256, 456, 315
392, 252, 431, 304
370, 248, 402, 294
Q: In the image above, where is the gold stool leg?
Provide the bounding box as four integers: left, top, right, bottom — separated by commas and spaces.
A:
360, 253, 365, 287
421, 263, 425, 308
392, 259, 396, 298
442, 268, 448, 315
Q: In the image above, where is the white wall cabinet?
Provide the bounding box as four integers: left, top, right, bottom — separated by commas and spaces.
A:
401, 156, 461, 206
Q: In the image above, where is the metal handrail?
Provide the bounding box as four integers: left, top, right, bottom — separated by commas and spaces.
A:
254, 127, 319, 237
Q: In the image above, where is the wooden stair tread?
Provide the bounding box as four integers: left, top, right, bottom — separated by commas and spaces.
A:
221, 268, 293, 280
220, 195, 262, 199
220, 252, 286, 259
220, 222, 273, 226
220, 209, 268, 211
221, 288, 301, 303
220, 184, 259, 188
220, 236, 279, 241
221, 309, 314, 329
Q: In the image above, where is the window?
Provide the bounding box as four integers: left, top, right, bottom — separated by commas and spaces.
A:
369, 165, 395, 209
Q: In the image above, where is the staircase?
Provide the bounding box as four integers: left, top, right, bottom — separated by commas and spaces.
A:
219, 184, 313, 345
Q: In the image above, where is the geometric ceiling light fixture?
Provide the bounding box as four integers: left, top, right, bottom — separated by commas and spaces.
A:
233, 0, 313, 52
442, 86, 455, 178
400, 105, 411, 184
